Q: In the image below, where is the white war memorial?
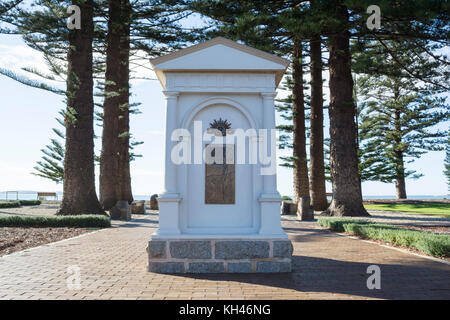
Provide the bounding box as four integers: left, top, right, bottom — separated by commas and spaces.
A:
147, 37, 293, 273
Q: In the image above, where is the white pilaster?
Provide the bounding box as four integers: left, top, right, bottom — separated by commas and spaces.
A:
259, 92, 284, 236
161, 91, 180, 197
260, 92, 280, 198
157, 91, 181, 236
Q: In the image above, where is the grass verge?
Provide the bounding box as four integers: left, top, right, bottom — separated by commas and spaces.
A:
364, 203, 450, 218
0, 214, 111, 228
318, 218, 450, 258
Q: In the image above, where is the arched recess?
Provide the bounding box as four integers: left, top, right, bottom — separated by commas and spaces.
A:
179, 96, 259, 234
181, 96, 258, 131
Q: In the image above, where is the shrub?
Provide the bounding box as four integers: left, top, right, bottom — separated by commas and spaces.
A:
281, 195, 292, 200
0, 200, 41, 208
318, 218, 450, 258
0, 201, 21, 208
19, 200, 41, 206
0, 214, 111, 228
317, 218, 369, 232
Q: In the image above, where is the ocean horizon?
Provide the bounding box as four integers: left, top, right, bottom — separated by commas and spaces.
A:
1, 191, 448, 201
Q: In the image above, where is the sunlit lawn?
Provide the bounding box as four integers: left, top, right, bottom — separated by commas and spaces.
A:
364, 203, 450, 218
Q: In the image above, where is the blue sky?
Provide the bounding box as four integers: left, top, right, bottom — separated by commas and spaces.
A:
0, 33, 448, 197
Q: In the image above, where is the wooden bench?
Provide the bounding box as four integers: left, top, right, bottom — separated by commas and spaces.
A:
37, 192, 58, 200
326, 192, 333, 198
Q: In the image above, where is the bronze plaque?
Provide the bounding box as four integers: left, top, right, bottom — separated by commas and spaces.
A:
205, 144, 235, 204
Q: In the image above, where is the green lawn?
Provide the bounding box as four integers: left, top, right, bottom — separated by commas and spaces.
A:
318, 218, 450, 257
364, 203, 450, 218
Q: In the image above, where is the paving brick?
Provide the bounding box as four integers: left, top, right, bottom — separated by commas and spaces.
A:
0, 213, 449, 300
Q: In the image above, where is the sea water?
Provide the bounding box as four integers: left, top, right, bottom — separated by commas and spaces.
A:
0, 191, 448, 201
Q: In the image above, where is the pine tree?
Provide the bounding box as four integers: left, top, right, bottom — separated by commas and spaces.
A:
320, 0, 449, 215
323, 1, 368, 217
355, 39, 449, 199
0, 0, 23, 16
1, 0, 104, 214
100, 0, 133, 209
309, 29, 327, 211
445, 134, 450, 193
99, 0, 192, 209
32, 110, 65, 184
58, 0, 104, 215
1, 1, 190, 212
358, 76, 448, 199
291, 38, 310, 209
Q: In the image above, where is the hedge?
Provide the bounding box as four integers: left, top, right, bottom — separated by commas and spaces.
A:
19, 200, 41, 206
0, 201, 21, 208
318, 218, 450, 258
0, 214, 111, 228
0, 200, 41, 208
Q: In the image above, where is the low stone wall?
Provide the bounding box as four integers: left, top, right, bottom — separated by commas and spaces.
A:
147, 238, 293, 273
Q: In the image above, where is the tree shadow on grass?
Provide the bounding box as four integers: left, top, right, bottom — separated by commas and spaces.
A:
365, 213, 450, 226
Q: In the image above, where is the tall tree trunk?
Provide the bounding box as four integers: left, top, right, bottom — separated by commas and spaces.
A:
325, 3, 369, 217
117, 0, 133, 203
395, 173, 407, 199
100, 0, 133, 209
309, 34, 328, 211
292, 38, 311, 219
393, 98, 407, 199
58, 0, 103, 215
100, 0, 121, 209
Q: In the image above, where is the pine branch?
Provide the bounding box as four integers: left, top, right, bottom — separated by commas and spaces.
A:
0, 67, 64, 95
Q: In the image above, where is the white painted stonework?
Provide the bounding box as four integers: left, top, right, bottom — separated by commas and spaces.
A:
150, 37, 290, 239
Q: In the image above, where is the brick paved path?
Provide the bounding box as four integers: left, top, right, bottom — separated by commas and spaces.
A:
0, 212, 449, 300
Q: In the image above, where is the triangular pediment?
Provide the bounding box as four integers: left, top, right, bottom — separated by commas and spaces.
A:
150, 37, 289, 88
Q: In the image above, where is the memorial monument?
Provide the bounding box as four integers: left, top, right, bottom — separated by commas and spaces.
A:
147, 37, 293, 273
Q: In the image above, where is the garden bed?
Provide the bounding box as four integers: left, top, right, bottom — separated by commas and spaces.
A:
0, 227, 94, 256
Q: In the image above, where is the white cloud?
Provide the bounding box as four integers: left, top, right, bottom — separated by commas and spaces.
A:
0, 43, 49, 77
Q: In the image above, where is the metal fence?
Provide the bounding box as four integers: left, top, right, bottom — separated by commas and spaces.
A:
0, 191, 59, 201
